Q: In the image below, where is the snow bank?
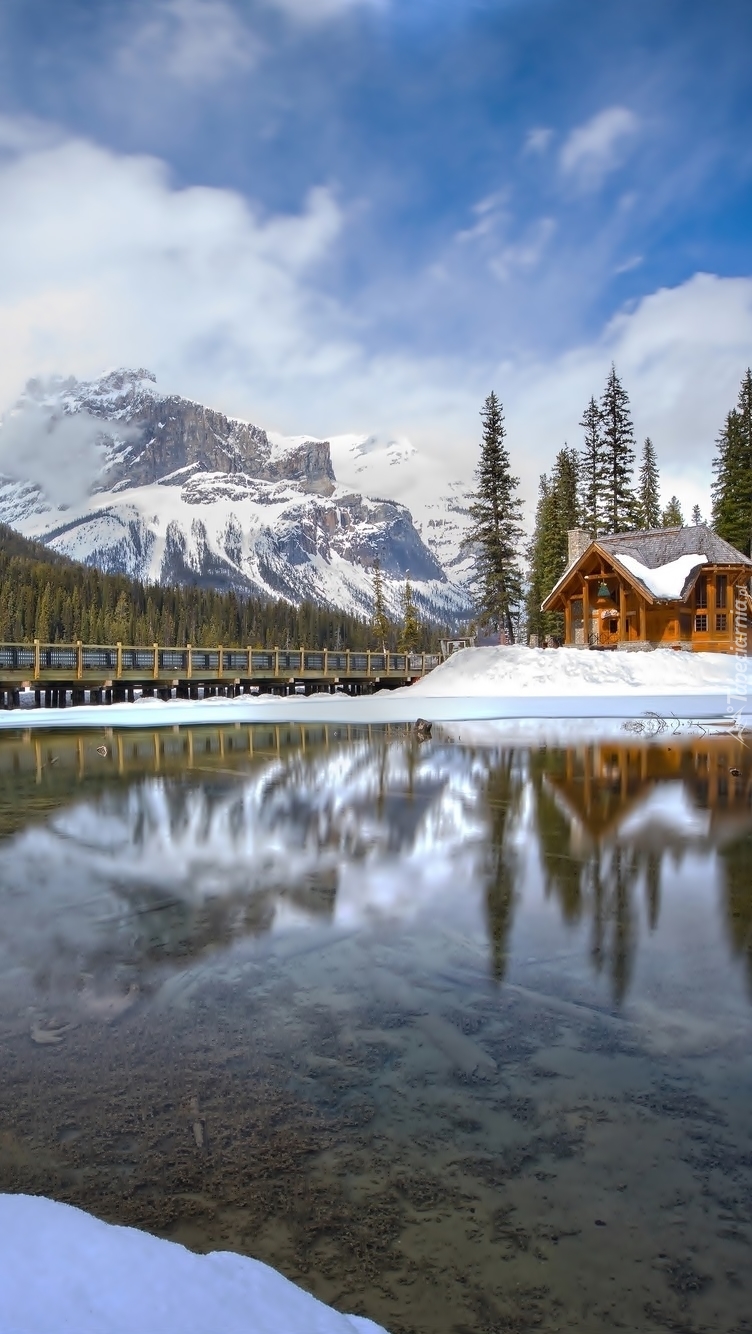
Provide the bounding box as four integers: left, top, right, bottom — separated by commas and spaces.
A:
0, 648, 748, 732
407, 645, 738, 696
0, 1195, 387, 1334
615, 552, 707, 599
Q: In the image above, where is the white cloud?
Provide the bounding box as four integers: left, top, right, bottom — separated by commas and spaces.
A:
0, 402, 118, 508
0, 120, 749, 533
559, 106, 639, 191
504, 273, 752, 514
264, 0, 383, 22
0, 115, 66, 157
523, 127, 553, 155
0, 127, 348, 425
120, 0, 261, 84
489, 217, 556, 282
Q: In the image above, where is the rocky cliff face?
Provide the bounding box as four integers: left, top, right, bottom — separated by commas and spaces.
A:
26, 368, 336, 496
0, 370, 471, 624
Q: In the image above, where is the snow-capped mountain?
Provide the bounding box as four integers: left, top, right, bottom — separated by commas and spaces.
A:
0, 370, 472, 623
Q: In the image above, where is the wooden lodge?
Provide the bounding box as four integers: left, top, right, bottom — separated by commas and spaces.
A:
542, 524, 752, 652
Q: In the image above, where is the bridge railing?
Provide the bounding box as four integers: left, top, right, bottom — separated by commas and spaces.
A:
0, 641, 441, 683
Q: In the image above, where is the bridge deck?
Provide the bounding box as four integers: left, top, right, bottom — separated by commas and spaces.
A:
0, 641, 439, 703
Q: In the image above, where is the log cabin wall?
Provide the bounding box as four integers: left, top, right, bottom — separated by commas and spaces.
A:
544, 528, 752, 653
558, 561, 748, 652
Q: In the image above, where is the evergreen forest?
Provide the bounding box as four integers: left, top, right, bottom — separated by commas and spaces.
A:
0, 524, 428, 650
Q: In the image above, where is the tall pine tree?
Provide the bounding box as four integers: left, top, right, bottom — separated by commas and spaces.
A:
463, 392, 523, 643
637, 437, 661, 529
525, 476, 551, 645
712, 369, 752, 556
600, 364, 636, 534
398, 576, 420, 652
525, 447, 580, 643
371, 559, 390, 649
579, 396, 605, 538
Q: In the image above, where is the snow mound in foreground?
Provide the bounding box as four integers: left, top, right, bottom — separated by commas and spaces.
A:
407, 646, 741, 697
0, 1195, 387, 1334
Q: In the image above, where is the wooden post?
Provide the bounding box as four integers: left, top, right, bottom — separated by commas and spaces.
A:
619, 583, 627, 643
639, 600, 647, 643
34, 639, 41, 680
76, 640, 83, 682
582, 580, 590, 648
564, 600, 572, 645
116, 642, 123, 680
187, 645, 192, 680
153, 644, 159, 680
217, 645, 223, 680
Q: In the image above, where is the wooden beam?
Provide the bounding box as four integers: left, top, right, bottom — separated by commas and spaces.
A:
582, 578, 590, 648
639, 600, 646, 642
564, 600, 572, 645
619, 583, 627, 642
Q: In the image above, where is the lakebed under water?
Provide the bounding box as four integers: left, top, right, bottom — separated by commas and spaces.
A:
0, 721, 751, 1334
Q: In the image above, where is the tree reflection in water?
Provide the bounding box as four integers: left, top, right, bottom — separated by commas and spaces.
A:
719, 832, 752, 997
480, 752, 524, 982
531, 739, 752, 1003
0, 726, 750, 1009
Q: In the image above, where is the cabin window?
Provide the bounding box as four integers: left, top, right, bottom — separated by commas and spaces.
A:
694, 613, 708, 632
716, 574, 728, 608
716, 613, 728, 631
695, 577, 708, 609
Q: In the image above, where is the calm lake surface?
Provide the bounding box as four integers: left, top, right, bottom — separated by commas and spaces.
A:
1, 721, 751, 1334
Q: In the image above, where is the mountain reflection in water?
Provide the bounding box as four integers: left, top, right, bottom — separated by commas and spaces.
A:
0, 725, 750, 1013
2, 723, 752, 1334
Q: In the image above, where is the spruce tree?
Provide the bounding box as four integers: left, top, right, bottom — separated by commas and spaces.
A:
691, 503, 703, 526
637, 438, 661, 529
525, 448, 580, 643
463, 391, 523, 643
371, 559, 390, 649
398, 576, 420, 652
525, 475, 551, 644
579, 396, 605, 538
600, 364, 636, 534
712, 369, 752, 556
662, 496, 684, 527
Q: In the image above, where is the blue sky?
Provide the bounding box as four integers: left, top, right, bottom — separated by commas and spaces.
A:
0, 0, 751, 510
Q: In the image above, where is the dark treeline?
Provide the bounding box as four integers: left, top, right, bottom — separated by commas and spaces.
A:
0, 525, 392, 649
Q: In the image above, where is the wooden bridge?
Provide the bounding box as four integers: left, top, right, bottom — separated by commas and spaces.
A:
0, 641, 440, 708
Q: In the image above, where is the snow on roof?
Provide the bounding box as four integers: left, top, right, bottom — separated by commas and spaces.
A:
0, 1194, 387, 1334
599, 523, 752, 568
544, 523, 751, 609
614, 551, 707, 600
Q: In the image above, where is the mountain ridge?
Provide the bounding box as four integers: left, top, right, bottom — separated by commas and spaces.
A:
0, 370, 472, 625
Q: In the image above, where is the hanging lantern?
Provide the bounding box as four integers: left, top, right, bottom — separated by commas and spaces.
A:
597, 581, 613, 599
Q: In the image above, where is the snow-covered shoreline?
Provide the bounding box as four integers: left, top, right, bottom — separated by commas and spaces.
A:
0, 1195, 387, 1334
0, 648, 748, 733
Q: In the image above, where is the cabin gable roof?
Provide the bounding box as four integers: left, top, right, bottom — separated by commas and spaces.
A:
541, 524, 752, 613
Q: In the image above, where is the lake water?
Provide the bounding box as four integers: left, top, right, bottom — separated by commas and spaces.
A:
0, 721, 751, 1334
